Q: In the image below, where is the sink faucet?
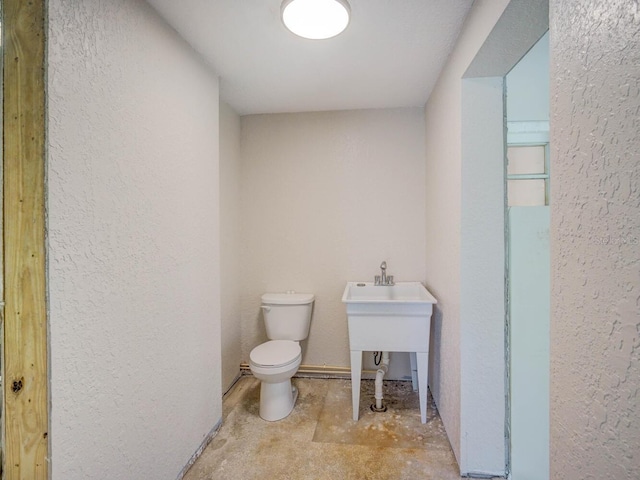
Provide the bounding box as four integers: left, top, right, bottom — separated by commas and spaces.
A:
380, 261, 387, 284
375, 261, 394, 286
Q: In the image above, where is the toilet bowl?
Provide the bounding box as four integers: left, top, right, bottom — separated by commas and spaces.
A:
249, 339, 302, 421
249, 292, 314, 421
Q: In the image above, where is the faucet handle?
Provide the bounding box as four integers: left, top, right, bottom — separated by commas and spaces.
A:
387, 276, 394, 285
375, 275, 381, 285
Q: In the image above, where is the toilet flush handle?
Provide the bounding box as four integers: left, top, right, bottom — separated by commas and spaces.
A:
261, 306, 271, 312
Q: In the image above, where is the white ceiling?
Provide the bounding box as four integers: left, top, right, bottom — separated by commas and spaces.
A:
146, 0, 474, 115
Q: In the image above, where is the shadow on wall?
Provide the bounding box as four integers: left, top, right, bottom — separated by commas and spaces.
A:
428, 304, 444, 399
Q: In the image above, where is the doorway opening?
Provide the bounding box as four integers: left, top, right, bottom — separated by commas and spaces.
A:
505, 31, 550, 480
459, 0, 549, 476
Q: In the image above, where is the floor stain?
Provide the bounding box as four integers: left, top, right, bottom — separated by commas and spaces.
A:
182, 376, 502, 480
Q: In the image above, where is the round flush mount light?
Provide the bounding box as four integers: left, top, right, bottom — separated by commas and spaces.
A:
281, 0, 351, 40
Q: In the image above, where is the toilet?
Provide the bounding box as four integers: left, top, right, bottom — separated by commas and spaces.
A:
249, 292, 314, 421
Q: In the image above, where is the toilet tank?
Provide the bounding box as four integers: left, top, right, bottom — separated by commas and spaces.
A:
261, 292, 314, 341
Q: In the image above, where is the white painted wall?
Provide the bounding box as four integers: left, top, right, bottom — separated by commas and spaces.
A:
506, 32, 549, 122
424, 0, 511, 467
47, 1, 222, 478
460, 76, 506, 475
509, 207, 550, 480
220, 101, 242, 392
239, 108, 426, 378
426, 2, 550, 473
506, 32, 550, 480
550, 0, 640, 477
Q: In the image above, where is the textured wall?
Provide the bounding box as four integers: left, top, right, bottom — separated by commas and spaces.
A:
47, 1, 222, 478
423, 0, 510, 466
239, 109, 426, 378
220, 101, 243, 392
550, 1, 640, 478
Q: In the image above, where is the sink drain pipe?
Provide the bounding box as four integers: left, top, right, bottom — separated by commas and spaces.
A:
371, 351, 390, 412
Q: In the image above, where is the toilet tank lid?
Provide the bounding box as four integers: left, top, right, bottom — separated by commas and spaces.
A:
261, 292, 315, 305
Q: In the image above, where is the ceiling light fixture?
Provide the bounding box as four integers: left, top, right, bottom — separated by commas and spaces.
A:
281, 0, 351, 40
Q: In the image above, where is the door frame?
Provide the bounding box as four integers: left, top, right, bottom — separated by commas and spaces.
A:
2, 0, 49, 478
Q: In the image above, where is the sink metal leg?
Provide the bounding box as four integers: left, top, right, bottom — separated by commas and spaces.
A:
410, 352, 418, 391
416, 351, 429, 423
350, 350, 362, 421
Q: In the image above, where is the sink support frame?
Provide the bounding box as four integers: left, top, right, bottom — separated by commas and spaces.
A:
346, 307, 433, 424
350, 349, 430, 423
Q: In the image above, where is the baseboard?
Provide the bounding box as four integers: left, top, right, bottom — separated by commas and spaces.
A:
223, 372, 243, 396
176, 419, 222, 480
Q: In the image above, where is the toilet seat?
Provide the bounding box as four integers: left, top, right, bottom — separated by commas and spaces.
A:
250, 340, 301, 368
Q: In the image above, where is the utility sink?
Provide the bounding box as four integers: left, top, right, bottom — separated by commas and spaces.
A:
342, 282, 437, 350
342, 281, 437, 423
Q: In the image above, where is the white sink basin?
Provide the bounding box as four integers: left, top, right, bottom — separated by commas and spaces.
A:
342, 281, 437, 304
342, 281, 437, 349
342, 281, 437, 317
342, 281, 437, 424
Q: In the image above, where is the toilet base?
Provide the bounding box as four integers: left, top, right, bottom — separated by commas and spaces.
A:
259, 379, 298, 421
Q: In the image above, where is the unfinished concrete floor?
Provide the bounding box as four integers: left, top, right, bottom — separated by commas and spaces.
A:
183, 376, 495, 480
